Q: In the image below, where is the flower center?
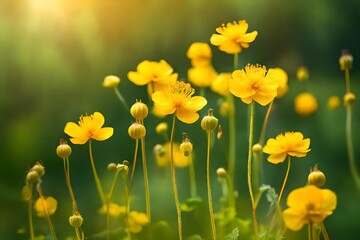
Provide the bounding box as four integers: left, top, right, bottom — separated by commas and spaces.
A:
170, 81, 195, 98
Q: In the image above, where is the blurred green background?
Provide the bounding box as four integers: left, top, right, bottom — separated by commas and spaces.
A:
1, 0, 360, 239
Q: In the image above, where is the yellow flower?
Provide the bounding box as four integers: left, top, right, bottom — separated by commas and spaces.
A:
263, 132, 311, 164
210, 73, 231, 96
296, 66, 309, 82
186, 42, 212, 67
154, 142, 191, 168
210, 20, 258, 54
98, 203, 126, 217
327, 95, 340, 110
128, 211, 149, 233
127, 59, 178, 95
102, 75, 120, 88
282, 185, 337, 231
34, 196, 58, 217
151, 81, 207, 124
294, 92, 318, 116
64, 112, 114, 144
229, 64, 278, 106
188, 65, 218, 88
267, 67, 288, 98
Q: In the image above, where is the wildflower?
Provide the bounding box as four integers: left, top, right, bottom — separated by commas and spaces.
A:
296, 66, 309, 81
267, 67, 288, 98
130, 100, 148, 120
210, 20, 258, 54
127, 60, 178, 95
263, 132, 310, 164
282, 185, 337, 231
294, 92, 318, 116
180, 137, 193, 157
103, 75, 121, 88
152, 81, 207, 124
188, 65, 218, 88
201, 109, 219, 131
64, 112, 114, 145
210, 73, 231, 96
327, 96, 340, 110
229, 64, 278, 106
56, 139, 72, 158
154, 143, 190, 168
128, 211, 149, 233
99, 203, 126, 217
186, 42, 212, 67
308, 165, 326, 187
34, 196, 58, 217
128, 122, 146, 139
69, 212, 84, 228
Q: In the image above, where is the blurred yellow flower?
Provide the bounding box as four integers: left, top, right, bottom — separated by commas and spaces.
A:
294, 92, 318, 116
128, 211, 149, 233
102, 75, 120, 88
127, 60, 178, 95
327, 95, 340, 109
296, 66, 309, 81
267, 67, 288, 98
186, 42, 212, 67
154, 142, 191, 168
64, 112, 114, 144
98, 203, 126, 217
210, 73, 231, 96
229, 64, 278, 106
151, 81, 207, 124
34, 196, 58, 217
188, 65, 218, 88
210, 20, 258, 54
263, 132, 311, 164
282, 185, 337, 231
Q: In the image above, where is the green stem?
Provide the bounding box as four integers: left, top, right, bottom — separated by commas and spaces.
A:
123, 174, 132, 240
106, 169, 121, 240
113, 87, 129, 110
170, 114, 183, 240
278, 156, 291, 205
233, 53, 238, 70
189, 155, 197, 198
88, 140, 106, 204
226, 93, 236, 210
259, 101, 273, 146
308, 223, 313, 240
345, 68, 351, 93
206, 131, 217, 240
129, 139, 139, 195
320, 222, 329, 240
141, 137, 151, 223
37, 185, 57, 240
63, 157, 78, 212
28, 184, 34, 240
247, 102, 258, 240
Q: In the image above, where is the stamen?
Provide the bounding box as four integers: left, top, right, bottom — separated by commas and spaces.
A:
170, 81, 195, 98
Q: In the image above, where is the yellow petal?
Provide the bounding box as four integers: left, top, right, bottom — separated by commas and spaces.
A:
267, 152, 287, 164
185, 96, 207, 111
239, 31, 258, 43
282, 208, 307, 231
92, 127, 114, 141
176, 108, 200, 124
210, 34, 225, 46
127, 71, 150, 86
64, 122, 89, 145
92, 112, 105, 129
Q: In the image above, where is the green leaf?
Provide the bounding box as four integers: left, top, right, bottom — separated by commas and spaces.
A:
224, 227, 239, 240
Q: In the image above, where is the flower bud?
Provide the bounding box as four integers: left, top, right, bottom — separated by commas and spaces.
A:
219, 101, 230, 117
107, 163, 117, 172
180, 134, 193, 157
216, 168, 227, 178
155, 122, 168, 135
252, 143, 262, 154
128, 122, 146, 139
308, 165, 326, 187
130, 100, 148, 120
31, 162, 45, 177
103, 75, 121, 88
296, 66, 309, 82
56, 139, 72, 158
217, 125, 223, 140
344, 92, 356, 107
26, 170, 39, 185
69, 212, 84, 228
21, 185, 32, 202
201, 109, 218, 131
339, 50, 353, 70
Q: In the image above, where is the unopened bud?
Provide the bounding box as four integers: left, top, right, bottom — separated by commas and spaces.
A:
344, 92, 356, 107
130, 100, 148, 120
339, 50, 353, 70
216, 168, 227, 178
69, 212, 84, 228
31, 162, 45, 177
128, 122, 146, 139
180, 133, 193, 157
252, 143, 262, 154
201, 109, 219, 131
107, 163, 117, 172
308, 165, 326, 187
103, 75, 121, 88
56, 139, 72, 158
26, 170, 39, 185
155, 122, 168, 135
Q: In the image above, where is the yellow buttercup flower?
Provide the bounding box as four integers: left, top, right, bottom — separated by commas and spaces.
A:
267, 67, 288, 98
154, 142, 191, 168
188, 65, 218, 88
128, 211, 149, 233
127, 59, 178, 95
98, 203, 126, 217
229, 64, 278, 106
64, 112, 114, 145
210, 73, 231, 96
210, 20, 258, 54
34, 196, 58, 217
263, 132, 311, 164
186, 42, 212, 67
294, 92, 318, 116
327, 95, 340, 109
151, 81, 207, 124
282, 185, 337, 231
